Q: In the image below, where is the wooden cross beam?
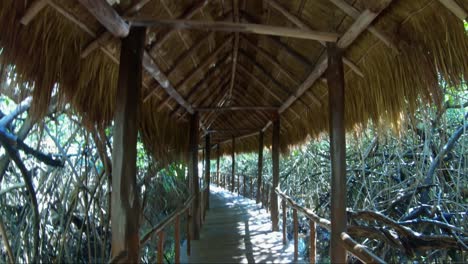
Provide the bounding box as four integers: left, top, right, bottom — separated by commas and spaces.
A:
195, 106, 278, 112
77, 0, 129, 37
438, 0, 468, 21
127, 19, 340, 42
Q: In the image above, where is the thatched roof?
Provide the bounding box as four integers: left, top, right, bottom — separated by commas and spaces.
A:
0, 0, 467, 164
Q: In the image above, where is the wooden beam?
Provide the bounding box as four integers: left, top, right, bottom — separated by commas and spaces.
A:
327, 42, 347, 263
337, 6, 392, 49
438, 0, 468, 21
271, 114, 280, 231
228, 0, 240, 103
256, 131, 264, 204
195, 106, 278, 112
20, 0, 48, 25
128, 19, 340, 42
278, 3, 393, 114
189, 113, 200, 240
216, 144, 220, 186
204, 133, 211, 210
81, 0, 151, 58
266, 0, 364, 78
111, 27, 145, 262
142, 52, 195, 114
328, 0, 399, 52
77, 0, 129, 37
231, 137, 236, 192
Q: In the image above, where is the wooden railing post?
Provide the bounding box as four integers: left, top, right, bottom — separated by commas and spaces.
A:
186, 210, 191, 256
282, 199, 287, 244
157, 231, 164, 263
174, 215, 180, 264
293, 208, 298, 261
243, 175, 247, 197
250, 176, 253, 198
309, 220, 316, 264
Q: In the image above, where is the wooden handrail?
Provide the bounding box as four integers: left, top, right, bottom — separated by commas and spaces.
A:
275, 187, 386, 264
138, 187, 211, 264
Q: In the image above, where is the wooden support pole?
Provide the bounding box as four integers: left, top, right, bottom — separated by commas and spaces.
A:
111, 27, 145, 263
231, 137, 236, 192
282, 199, 287, 244
216, 144, 220, 186
186, 211, 191, 256
157, 231, 164, 263
243, 175, 247, 196
189, 113, 201, 240
237, 174, 240, 196
174, 215, 180, 263
256, 131, 264, 203
310, 220, 316, 264
271, 115, 280, 231
293, 208, 299, 261
250, 176, 253, 198
327, 43, 347, 263
204, 134, 211, 210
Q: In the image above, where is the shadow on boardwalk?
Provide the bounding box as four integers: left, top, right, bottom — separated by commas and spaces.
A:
181, 185, 303, 263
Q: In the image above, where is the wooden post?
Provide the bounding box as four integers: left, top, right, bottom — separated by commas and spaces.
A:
216, 144, 220, 186
186, 210, 191, 256
250, 176, 253, 198
256, 131, 264, 203
282, 200, 287, 244
327, 42, 347, 263
157, 231, 164, 264
293, 209, 298, 261
174, 215, 180, 264
309, 220, 316, 264
271, 116, 280, 231
189, 113, 201, 240
244, 174, 247, 197
110, 26, 145, 262
205, 134, 211, 210
231, 137, 235, 192
266, 185, 270, 212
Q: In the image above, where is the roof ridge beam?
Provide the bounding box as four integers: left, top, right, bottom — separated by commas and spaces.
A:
195, 106, 278, 112
126, 19, 340, 42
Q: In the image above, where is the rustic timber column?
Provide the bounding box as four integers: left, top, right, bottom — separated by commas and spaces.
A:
256, 131, 264, 203
231, 136, 235, 192
111, 27, 145, 262
216, 144, 220, 186
271, 115, 280, 231
327, 42, 347, 263
204, 133, 211, 210
189, 112, 201, 240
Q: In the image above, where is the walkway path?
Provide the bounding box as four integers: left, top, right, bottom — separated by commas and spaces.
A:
181, 185, 300, 263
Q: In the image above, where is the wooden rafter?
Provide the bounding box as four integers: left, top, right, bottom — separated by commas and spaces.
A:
81, 0, 151, 58
266, 0, 364, 78
228, 0, 240, 104
170, 58, 232, 118
327, 0, 399, 52
20, 0, 48, 25
239, 46, 321, 107
127, 19, 340, 42
155, 38, 232, 112
143, 53, 195, 114
160, 0, 199, 67
77, 0, 129, 37
438, 0, 468, 21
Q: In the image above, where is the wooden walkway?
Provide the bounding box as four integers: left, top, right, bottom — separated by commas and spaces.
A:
181, 185, 300, 263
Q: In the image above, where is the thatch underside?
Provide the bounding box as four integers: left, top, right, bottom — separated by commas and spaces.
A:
0, 0, 467, 165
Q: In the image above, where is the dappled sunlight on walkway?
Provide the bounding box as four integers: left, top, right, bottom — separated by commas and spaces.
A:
181, 185, 302, 263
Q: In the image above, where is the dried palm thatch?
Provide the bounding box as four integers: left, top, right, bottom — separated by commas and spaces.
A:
0, 0, 467, 163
